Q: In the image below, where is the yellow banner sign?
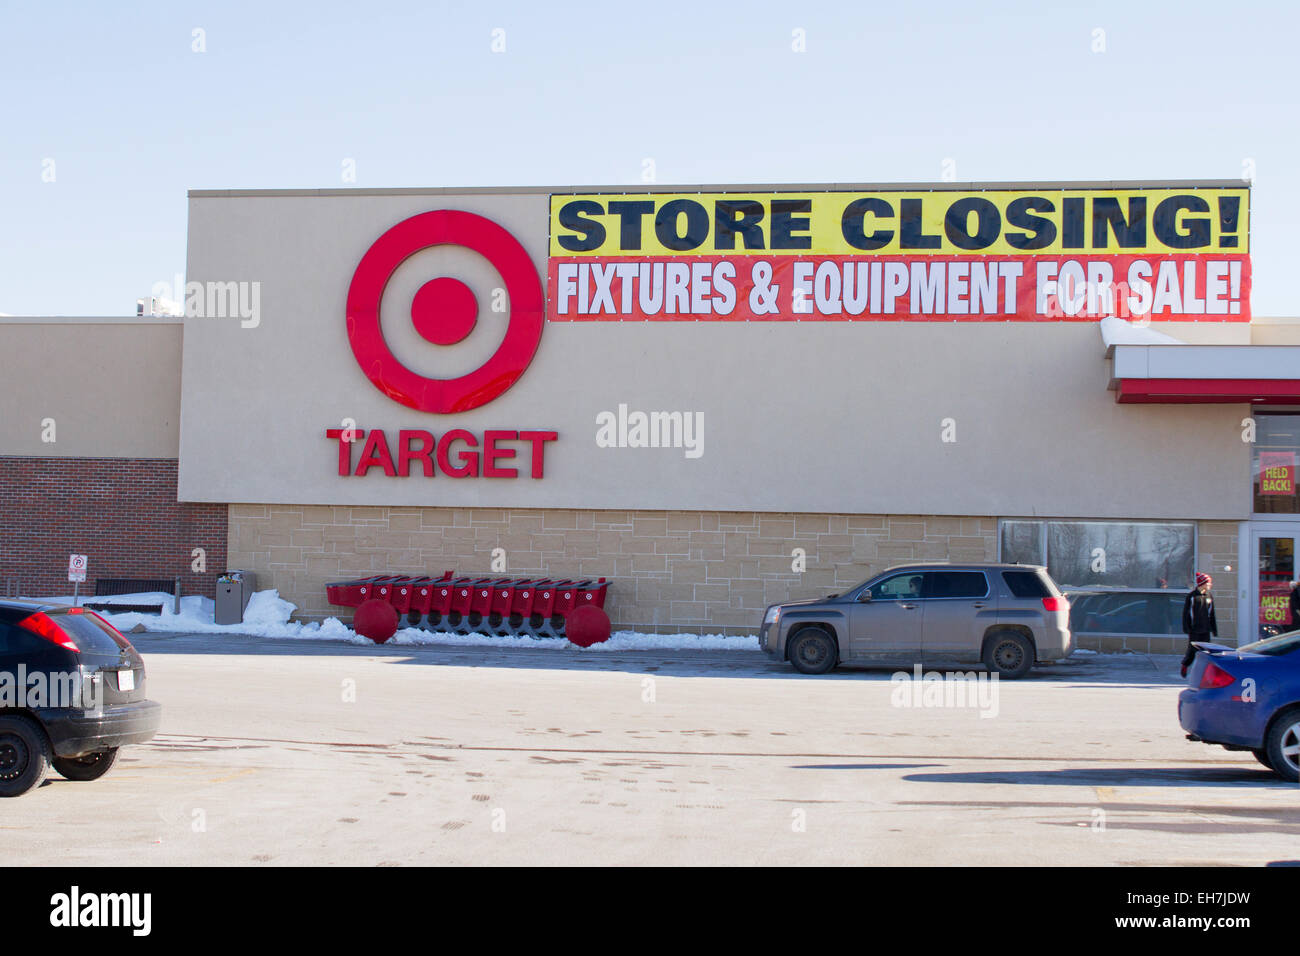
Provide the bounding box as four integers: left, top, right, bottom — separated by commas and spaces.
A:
549, 187, 1250, 257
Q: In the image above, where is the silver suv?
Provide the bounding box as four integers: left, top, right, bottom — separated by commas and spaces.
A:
759, 563, 1072, 678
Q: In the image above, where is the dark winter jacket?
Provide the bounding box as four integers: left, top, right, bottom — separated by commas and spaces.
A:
1290, 586, 1300, 630
1182, 588, 1217, 637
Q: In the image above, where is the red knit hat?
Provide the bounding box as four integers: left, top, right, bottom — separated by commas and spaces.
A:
1195, 572, 1213, 588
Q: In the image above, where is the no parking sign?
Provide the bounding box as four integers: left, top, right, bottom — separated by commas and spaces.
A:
67, 553, 87, 583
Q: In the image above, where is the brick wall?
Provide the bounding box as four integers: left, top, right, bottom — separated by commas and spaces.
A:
0, 457, 226, 599
1197, 520, 1240, 643
228, 506, 999, 633
0, 457, 1246, 653
228, 506, 1243, 653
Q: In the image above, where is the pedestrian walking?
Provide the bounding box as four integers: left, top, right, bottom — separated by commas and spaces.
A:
1180, 572, 1217, 677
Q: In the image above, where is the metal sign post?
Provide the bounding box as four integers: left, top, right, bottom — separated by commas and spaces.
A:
67, 554, 87, 607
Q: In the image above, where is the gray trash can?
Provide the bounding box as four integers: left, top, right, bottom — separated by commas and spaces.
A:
216, 570, 258, 625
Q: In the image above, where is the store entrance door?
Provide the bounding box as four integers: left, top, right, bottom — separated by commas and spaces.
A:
1244, 522, 1298, 643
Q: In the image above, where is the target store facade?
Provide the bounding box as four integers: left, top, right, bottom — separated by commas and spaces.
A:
5, 180, 1300, 652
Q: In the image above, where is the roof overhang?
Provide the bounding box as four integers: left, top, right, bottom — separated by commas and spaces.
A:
1108, 344, 1300, 404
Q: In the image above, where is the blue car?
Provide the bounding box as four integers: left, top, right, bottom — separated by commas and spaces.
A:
1179, 630, 1300, 781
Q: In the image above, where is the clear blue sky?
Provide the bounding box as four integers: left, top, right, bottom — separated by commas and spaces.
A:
2, 0, 1296, 315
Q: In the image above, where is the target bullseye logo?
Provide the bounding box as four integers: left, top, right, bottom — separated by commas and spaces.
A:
346, 210, 544, 414
411, 276, 478, 346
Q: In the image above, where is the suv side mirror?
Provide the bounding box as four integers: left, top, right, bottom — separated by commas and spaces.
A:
857, 591, 872, 603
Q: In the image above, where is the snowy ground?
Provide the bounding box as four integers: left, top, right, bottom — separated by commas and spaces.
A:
29, 589, 760, 653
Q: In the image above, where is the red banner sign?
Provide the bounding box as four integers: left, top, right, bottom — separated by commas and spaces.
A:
547, 254, 1250, 322
1260, 579, 1293, 627
1260, 452, 1296, 496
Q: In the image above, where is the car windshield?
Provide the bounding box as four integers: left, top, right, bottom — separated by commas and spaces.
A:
1234, 630, 1300, 656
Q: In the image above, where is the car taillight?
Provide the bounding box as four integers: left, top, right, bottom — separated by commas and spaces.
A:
1042, 596, 1069, 612
1199, 662, 1235, 689
17, 611, 80, 652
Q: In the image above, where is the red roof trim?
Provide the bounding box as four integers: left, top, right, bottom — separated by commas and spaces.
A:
1116, 378, 1300, 404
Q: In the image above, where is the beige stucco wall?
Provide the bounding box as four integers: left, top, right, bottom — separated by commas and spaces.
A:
180, 189, 1253, 519
1249, 316, 1300, 345
0, 318, 182, 458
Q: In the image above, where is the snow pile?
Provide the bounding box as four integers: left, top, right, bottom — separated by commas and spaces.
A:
1099, 316, 1183, 347
31, 589, 759, 652
32, 589, 367, 643
384, 628, 758, 652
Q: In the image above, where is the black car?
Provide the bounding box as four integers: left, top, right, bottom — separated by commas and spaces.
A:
0, 600, 161, 797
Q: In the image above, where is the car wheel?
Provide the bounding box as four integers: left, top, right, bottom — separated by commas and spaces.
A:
983, 631, 1034, 680
1252, 748, 1273, 770
0, 716, 50, 798
1264, 708, 1300, 783
788, 627, 837, 675
52, 748, 119, 782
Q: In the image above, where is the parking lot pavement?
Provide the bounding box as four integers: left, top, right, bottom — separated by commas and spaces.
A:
3, 633, 1296, 866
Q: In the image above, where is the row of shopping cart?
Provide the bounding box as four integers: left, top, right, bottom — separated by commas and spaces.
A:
325, 572, 609, 637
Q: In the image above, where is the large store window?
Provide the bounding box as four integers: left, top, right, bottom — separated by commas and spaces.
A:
1000, 519, 1197, 637
1253, 413, 1300, 515
1068, 590, 1185, 636
999, 519, 1196, 590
